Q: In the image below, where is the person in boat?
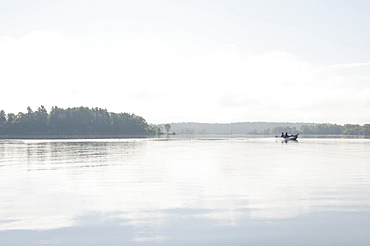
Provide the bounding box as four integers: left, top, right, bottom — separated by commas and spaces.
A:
284, 132, 290, 138
281, 132, 284, 137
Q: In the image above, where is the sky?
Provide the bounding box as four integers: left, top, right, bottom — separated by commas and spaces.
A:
1, 0, 370, 124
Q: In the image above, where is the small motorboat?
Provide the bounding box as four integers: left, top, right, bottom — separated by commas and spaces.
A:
275, 134, 299, 141
283, 134, 299, 141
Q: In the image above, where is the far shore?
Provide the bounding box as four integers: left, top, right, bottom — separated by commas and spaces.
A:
0, 134, 156, 139
1, 133, 370, 140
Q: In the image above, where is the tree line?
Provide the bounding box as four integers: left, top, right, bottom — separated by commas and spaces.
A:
0, 106, 154, 135
266, 123, 370, 135
171, 122, 312, 134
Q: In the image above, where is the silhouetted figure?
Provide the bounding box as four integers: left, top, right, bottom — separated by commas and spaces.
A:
285, 132, 290, 137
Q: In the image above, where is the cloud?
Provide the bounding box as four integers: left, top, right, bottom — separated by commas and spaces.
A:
210, 51, 370, 124
1, 30, 369, 124
323, 63, 370, 69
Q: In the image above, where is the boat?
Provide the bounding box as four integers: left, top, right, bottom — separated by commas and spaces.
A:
283, 134, 299, 141
275, 134, 299, 141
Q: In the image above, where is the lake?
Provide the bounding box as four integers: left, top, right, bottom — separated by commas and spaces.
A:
1, 136, 370, 245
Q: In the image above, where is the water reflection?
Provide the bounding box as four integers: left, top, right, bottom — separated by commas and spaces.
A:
2, 209, 370, 246
0, 138, 370, 245
21, 140, 145, 170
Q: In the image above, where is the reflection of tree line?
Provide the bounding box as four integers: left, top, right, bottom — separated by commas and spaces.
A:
0, 106, 154, 135
20, 141, 144, 171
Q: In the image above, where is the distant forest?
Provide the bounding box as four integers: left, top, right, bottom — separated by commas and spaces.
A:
171, 122, 314, 134
0, 106, 154, 136
171, 122, 370, 135
2, 106, 369, 137
271, 123, 370, 135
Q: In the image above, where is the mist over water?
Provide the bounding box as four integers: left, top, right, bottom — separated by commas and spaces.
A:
1, 137, 370, 245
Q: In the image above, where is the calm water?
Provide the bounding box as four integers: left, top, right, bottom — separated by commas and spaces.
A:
1, 137, 370, 246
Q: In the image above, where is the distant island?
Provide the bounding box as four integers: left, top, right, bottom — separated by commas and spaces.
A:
0, 106, 155, 137
170, 122, 370, 136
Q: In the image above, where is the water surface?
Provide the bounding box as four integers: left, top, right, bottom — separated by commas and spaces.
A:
1, 137, 370, 245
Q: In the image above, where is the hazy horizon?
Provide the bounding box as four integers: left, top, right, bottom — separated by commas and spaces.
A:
1, 1, 370, 125
0, 105, 349, 126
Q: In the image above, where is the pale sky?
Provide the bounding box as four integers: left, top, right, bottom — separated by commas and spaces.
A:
1, 0, 370, 124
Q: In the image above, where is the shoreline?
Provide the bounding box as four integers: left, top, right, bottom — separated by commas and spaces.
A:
0, 134, 155, 140
1, 133, 369, 140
